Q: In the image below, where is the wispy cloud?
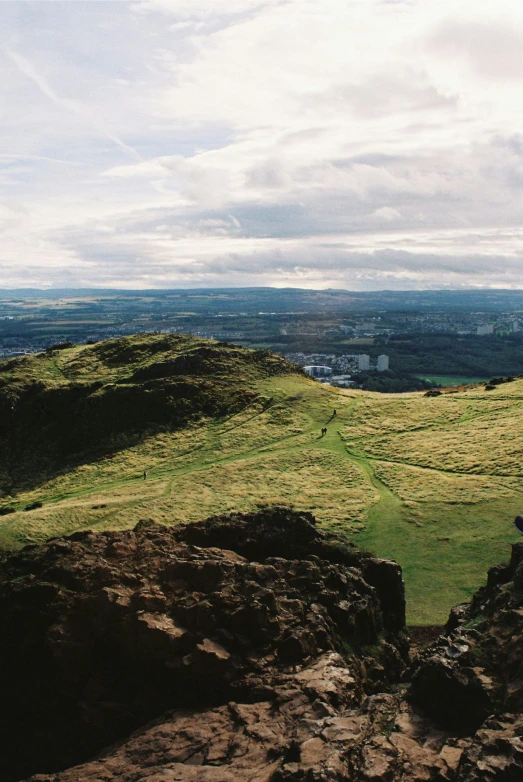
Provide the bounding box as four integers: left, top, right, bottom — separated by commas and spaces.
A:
6, 49, 142, 163
2, 0, 523, 289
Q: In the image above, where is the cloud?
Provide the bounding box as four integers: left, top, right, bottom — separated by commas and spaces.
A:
6, 50, 142, 163
3, 0, 523, 289
429, 18, 523, 81
136, 0, 286, 21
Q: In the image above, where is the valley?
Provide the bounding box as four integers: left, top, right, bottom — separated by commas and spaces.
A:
0, 334, 521, 624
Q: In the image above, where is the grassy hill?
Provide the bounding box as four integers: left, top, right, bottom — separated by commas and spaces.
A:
0, 333, 522, 624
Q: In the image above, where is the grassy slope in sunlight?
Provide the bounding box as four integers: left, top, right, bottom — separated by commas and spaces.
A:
1, 336, 522, 624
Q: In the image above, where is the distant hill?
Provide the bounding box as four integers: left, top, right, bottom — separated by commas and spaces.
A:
3, 285, 523, 310
0, 333, 522, 624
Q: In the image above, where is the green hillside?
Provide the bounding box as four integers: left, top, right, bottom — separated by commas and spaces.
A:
0, 334, 521, 624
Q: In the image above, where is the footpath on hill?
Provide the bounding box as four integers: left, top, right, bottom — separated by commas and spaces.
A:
0, 335, 521, 625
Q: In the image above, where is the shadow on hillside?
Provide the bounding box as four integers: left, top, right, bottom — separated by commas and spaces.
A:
0, 377, 259, 498
0, 337, 304, 500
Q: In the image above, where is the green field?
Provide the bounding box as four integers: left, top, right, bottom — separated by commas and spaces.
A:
415, 374, 489, 386
1, 335, 522, 625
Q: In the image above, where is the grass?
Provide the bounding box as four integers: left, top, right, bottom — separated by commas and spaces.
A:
1, 336, 523, 625
415, 374, 489, 386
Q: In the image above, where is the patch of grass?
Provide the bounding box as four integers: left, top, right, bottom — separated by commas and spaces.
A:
415, 375, 488, 386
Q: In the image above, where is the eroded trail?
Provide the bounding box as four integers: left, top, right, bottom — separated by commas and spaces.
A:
2, 382, 518, 624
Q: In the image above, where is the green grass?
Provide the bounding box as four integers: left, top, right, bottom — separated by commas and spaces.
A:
1, 336, 523, 625
415, 374, 489, 386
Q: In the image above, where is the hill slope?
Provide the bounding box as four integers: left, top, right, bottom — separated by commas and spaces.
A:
0, 333, 296, 491
0, 334, 522, 623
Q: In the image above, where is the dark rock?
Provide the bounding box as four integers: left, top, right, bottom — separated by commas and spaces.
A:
456, 714, 523, 781
0, 509, 407, 782
446, 603, 470, 633
411, 540, 523, 735
172, 506, 407, 633
510, 541, 523, 571
410, 651, 496, 733
486, 563, 511, 590
24, 664, 463, 782
7, 511, 523, 782
513, 561, 523, 592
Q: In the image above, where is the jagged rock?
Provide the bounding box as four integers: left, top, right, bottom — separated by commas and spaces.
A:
8, 513, 523, 782
456, 714, 523, 781
25, 668, 462, 782
173, 506, 406, 634
0, 509, 407, 782
411, 541, 523, 735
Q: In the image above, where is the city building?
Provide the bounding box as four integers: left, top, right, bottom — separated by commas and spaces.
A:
377, 355, 389, 371
512, 320, 520, 332
476, 324, 494, 335
358, 354, 370, 371
330, 376, 356, 388
303, 365, 333, 378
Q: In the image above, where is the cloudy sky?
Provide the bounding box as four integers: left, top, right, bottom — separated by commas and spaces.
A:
2, 0, 523, 290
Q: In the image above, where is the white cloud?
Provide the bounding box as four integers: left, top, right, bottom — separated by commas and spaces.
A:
3, 0, 523, 288
137, 0, 285, 18
371, 207, 402, 223
6, 49, 142, 163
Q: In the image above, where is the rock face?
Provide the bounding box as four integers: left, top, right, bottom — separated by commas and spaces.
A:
0, 508, 407, 782
173, 507, 406, 634
408, 541, 523, 780
4, 510, 523, 782
26, 666, 465, 782
411, 542, 523, 733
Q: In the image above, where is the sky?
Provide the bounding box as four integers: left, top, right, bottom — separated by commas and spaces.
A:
2, 0, 523, 290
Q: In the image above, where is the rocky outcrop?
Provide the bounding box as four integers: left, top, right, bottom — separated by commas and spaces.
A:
173, 507, 406, 633
456, 714, 523, 781
410, 542, 523, 734
5, 511, 523, 782
0, 508, 407, 782
26, 664, 466, 782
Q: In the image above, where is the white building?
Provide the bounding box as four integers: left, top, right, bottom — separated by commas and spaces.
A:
358, 354, 370, 371
476, 324, 494, 335
377, 355, 389, 371
512, 320, 520, 332
304, 365, 333, 378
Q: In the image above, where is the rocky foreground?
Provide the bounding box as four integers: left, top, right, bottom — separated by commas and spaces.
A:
0, 508, 522, 781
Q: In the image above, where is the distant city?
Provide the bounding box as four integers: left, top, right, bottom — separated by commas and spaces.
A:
285, 352, 389, 388
1, 289, 523, 384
